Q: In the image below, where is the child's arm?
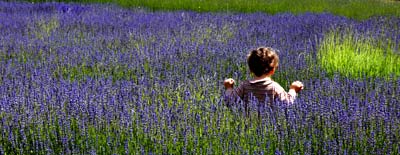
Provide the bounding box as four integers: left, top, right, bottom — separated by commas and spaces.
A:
223, 78, 244, 105
290, 81, 303, 93
274, 81, 303, 104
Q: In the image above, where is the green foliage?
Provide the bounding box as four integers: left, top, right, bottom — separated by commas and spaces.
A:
53, 63, 138, 82
26, 0, 400, 20
317, 30, 400, 79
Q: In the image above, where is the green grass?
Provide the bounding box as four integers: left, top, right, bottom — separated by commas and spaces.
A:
26, 0, 400, 20
317, 30, 400, 79
53, 63, 139, 82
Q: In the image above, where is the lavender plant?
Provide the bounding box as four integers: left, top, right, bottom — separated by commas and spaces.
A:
0, 2, 399, 154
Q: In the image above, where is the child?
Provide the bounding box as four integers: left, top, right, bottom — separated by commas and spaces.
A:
224, 47, 303, 107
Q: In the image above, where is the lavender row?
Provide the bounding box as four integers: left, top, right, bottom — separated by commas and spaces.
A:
0, 74, 399, 154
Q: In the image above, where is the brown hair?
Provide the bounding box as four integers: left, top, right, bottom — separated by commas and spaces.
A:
247, 47, 279, 77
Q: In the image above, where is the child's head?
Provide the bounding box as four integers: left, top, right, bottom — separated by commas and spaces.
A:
247, 47, 279, 77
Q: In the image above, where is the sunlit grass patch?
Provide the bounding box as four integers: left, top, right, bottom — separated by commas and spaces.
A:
27, 16, 60, 41
318, 30, 400, 79
27, 0, 400, 20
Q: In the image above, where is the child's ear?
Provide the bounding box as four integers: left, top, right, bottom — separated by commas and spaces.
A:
270, 67, 276, 74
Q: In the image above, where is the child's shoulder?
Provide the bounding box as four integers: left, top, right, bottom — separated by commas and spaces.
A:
235, 79, 253, 89
239, 79, 251, 85
269, 80, 285, 90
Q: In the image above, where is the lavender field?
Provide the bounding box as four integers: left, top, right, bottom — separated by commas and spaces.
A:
0, 2, 399, 154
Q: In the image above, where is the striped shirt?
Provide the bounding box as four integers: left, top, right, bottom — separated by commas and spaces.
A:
224, 77, 297, 105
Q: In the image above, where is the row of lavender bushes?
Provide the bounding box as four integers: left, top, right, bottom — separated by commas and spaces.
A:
0, 2, 399, 154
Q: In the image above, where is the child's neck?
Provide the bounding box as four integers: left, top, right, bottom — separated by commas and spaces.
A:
253, 73, 273, 81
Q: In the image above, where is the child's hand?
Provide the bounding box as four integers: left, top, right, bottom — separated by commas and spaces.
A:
224, 78, 235, 89
290, 81, 304, 93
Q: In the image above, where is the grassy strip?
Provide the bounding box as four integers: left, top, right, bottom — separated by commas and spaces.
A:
25, 0, 400, 20
317, 30, 400, 79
